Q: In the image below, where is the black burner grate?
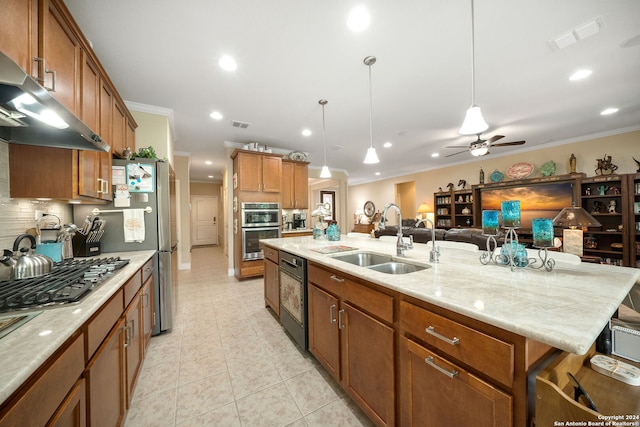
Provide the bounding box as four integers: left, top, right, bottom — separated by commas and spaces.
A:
0, 257, 129, 313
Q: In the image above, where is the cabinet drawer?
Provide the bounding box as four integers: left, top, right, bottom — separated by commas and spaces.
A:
308, 264, 346, 299
0, 334, 84, 427
345, 280, 393, 324
86, 289, 124, 359
141, 257, 154, 284
123, 270, 142, 308
400, 301, 514, 387
264, 245, 279, 263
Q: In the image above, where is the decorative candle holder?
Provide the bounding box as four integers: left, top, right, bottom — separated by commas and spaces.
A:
482, 210, 500, 236
501, 200, 521, 228
532, 218, 554, 248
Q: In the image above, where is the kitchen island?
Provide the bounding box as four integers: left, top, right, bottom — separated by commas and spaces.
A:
0, 250, 155, 426
262, 235, 639, 426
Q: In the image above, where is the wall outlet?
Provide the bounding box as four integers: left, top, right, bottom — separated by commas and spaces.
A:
34, 210, 44, 220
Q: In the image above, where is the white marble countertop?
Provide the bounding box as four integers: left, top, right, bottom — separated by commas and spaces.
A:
263, 236, 640, 355
0, 250, 155, 405
282, 229, 312, 234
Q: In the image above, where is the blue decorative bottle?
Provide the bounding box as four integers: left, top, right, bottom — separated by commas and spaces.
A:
327, 222, 341, 241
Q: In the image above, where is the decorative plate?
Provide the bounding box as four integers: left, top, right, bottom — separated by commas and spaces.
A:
489, 170, 504, 183
506, 162, 534, 179
363, 201, 376, 218
540, 160, 556, 177
288, 151, 307, 161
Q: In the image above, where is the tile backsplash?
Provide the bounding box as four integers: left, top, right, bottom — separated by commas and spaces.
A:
0, 142, 71, 249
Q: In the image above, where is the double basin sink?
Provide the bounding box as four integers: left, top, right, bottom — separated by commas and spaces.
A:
331, 252, 430, 274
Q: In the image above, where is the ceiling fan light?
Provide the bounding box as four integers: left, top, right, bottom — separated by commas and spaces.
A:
459, 105, 489, 135
363, 147, 380, 164
470, 145, 489, 156
320, 165, 332, 178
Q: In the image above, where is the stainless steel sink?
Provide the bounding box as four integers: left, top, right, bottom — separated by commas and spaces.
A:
367, 262, 429, 274
332, 252, 393, 267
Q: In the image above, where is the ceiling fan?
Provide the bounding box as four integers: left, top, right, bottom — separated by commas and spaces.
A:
445, 134, 525, 157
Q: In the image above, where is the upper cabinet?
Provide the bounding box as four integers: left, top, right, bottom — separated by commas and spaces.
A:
232, 150, 282, 193
281, 160, 309, 209
3, 0, 136, 202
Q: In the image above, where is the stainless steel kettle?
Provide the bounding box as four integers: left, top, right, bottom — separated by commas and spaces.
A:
0, 234, 54, 280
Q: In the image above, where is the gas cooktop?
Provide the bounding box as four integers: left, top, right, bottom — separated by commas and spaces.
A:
0, 257, 129, 313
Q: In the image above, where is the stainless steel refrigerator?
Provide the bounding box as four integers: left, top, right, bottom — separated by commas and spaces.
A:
74, 159, 177, 335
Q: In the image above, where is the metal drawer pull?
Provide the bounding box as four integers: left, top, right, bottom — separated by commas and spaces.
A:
338, 309, 345, 329
329, 275, 345, 282
425, 356, 458, 378
330, 304, 337, 324
426, 326, 460, 345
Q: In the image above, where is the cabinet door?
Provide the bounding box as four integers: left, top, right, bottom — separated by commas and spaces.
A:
261, 155, 282, 193
400, 337, 512, 427
125, 294, 143, 406
237, 152, 262, 191
142, 276, 154, 351
40, 0, 80, 114
308, 283, 340, 381
126, 119, 136, 152
341, 302, 395, 426
0, 0, 38, 77
86, 318, 126, 427
264, 259, 280, 316
293, 163, 308, 208
99, 82, 113, 149
112, 100, 127, 158
281, 161, 294, 208
46, 378, 86, 427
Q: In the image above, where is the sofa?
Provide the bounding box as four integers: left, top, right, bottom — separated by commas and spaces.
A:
373, 219, 502, 249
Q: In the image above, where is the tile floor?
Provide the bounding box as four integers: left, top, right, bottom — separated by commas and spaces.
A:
124, 246, 374, 427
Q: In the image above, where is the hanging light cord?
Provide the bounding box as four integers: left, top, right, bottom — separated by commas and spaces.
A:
470, 0, 476, 106
368, 62, 374, 149
321, 101, 328, 165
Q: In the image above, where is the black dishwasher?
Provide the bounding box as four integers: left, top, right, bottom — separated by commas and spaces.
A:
279, 250, 308, 350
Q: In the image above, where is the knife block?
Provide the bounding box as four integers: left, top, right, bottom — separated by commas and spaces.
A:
72, 233, 101, 257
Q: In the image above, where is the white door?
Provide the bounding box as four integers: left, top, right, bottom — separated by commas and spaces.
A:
191, 195, 218, 245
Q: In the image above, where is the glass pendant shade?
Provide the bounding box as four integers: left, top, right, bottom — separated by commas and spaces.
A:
459, 105, 489, 135
320, 165, 331, 178
470, 144, 489, 156
363, 147, 379, 164
552, 205, 602, 228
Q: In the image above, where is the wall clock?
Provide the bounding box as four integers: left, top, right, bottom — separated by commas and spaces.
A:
363, 201, 375, 218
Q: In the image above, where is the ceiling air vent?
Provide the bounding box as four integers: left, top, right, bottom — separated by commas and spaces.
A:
231, 120, 251, 129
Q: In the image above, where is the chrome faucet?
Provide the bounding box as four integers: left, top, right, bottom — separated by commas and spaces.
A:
380, 203, 413, 256
415, 218, 440, 263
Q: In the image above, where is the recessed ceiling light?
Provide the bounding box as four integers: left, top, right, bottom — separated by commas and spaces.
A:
375, 172, 381, 176
347, 5, 370, 32
208, 175, 214, 179
301, 129, 312, 137
431, 153, 440, 158
205, 160, 212, 165
219, 55, 237, 71
383, 142, 392, 148
210, 111, 223, 120
569, 69, 592, 81
600, 107, 619, 115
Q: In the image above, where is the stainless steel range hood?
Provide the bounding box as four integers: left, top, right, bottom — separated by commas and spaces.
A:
0, 51, 109, 152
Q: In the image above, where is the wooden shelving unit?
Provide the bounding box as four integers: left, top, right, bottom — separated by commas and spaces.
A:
629, 173, 640, 268
434, 189, 474, 229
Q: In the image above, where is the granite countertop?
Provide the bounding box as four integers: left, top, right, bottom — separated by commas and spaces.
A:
282, 229, 312, 234
263, 236, 640, 355
0, 250, 156, 405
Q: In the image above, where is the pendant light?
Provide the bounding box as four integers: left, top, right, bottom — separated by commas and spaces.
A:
319, 99, 332, 178
363, 56, 380, 164
459, 0, 489, 135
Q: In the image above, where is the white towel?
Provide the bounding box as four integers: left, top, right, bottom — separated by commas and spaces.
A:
123, 209, 145, 243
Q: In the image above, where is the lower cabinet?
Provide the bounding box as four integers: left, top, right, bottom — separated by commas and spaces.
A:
400, 336, 512, 427
86, 318, 126, 427
307, 265, 395, 427
124, 294, 143, 406
141, 275, 154, 351
263, 246, 280, 316
48, 378, 86, 427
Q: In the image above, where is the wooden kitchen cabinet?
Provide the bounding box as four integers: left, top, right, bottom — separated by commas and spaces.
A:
111, 100, 127, 159
0, 0, 38, 74
232, 150, 282, 193
124, 293, 143, 407
400, 336, 512, 427
86, 317, 126, 427
263, 246, 280, 316
307, 264, 395, 427
141, 273, 154, 351
47, 378, 86, 427
281, 160, 309, 209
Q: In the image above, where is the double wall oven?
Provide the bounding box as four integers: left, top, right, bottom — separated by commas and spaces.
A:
240, 202, 280, 260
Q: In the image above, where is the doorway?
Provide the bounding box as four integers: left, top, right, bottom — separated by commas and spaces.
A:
191, 195, 219, 246
395, 181, 416, 222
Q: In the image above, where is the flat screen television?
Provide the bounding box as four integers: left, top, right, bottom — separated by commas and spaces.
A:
479, 181, 574, 231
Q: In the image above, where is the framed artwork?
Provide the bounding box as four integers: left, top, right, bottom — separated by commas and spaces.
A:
321, 191, 336, 221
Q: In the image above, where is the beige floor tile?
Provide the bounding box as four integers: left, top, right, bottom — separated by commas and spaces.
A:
236, 382, 303, 426
178, 349, 227, 385
228, 353, 284, 399
132, 358, 180, 401
270, 347, 317, 380
174, 371, 235, 422
175, 402, 241, 427
304, 397, 375, 427
124, 387, 177, 427
285, 368, 343, 415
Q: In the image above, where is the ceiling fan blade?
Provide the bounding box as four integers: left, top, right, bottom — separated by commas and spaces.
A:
445, 150, 469, 157
445, 145, 472, 148
492, 140, 526, 147
486, 135, 505, 144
